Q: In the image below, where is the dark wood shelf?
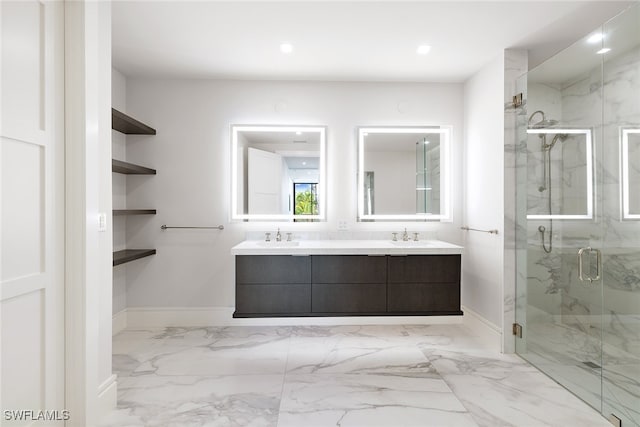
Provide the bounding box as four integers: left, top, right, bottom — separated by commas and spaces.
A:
112, 159, 156, 175
113, 249, 156, 266
113, 209, 157, 216
112, 108, 156, 135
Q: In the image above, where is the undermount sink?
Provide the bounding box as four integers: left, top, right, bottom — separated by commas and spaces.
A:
257, 241, 300, 247
391, 240, 432, 246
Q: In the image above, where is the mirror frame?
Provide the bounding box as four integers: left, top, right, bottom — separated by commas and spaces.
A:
357, 126, 451, 221
526, 128, 593, 220
621, 128, 640, 220
230, 124, 327, 221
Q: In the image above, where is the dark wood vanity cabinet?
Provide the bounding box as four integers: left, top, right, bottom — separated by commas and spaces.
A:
234, 254, 462, 317
387, 255, 461, 314
311, 255, 387, 314
235, 255, 311, 315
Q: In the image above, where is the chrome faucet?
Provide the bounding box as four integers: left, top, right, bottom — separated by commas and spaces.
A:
402, 228, 409, 241
276, 228, 282, 242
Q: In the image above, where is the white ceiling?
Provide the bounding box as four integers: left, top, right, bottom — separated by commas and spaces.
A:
112, 1, 634, 83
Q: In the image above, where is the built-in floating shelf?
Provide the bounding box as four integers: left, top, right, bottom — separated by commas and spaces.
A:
112, 159, 156, 175
113, 249, 156, 266
113, 209, 157, 216
112, 108, 156, 135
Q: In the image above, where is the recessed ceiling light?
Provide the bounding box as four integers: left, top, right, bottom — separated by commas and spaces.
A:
416, 45, 431, 55
280, 43, 293, 54
302, 161, 307, 166
296, 131, 302, 135
587, 33, 604, 44
597, 48, 611, 54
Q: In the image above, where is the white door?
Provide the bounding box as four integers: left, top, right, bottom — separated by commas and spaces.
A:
248, 147, 283, 214
1, 1, 65, 424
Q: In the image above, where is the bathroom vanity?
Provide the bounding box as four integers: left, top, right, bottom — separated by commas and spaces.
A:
231, 240, 463, 317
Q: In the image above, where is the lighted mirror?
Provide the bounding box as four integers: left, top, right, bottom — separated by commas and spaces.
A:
526, 128, 593, 219
357, 127, 451, 221
621, 128, 640, 219
231, 125, 326, 221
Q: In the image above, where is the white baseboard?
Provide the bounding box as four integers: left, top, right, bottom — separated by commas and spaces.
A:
96, 374, 117, 421
121, 306, 464, 328
461, 305, 502, 352
112, 309, 127, 336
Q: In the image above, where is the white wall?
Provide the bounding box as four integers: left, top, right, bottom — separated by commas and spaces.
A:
123, 79, 464, 310
64, 0, 115, 422
462, 55, 505, 328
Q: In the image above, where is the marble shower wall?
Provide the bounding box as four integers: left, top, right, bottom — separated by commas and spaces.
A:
525, 44, 640, 323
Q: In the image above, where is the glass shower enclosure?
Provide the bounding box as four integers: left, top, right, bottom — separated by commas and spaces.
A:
514, 4, 640, 425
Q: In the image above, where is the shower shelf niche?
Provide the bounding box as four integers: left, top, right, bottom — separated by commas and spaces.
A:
112, 109, 157, 266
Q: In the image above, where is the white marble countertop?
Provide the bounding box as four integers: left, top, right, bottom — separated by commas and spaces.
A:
230, 239, 463, 256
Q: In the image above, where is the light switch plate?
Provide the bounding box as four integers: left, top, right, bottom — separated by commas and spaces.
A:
98, 213, 107, 232
337, 220, 349, 231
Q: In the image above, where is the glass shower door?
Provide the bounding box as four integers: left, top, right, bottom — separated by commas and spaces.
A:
516, 4, 640, 424
601, 6, 640, 426
514, 26, 606, 412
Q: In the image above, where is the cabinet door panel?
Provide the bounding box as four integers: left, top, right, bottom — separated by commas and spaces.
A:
312, 283, 386, 313
236, 255, 311, 284
388, 282, 460, 313
312, 255, 386, 284
388, 255, 460, 283
236, 284, 311, 314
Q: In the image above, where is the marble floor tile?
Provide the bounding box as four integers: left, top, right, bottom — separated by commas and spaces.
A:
424, 348, 610, 427
436, 370, 611, 427
522, 319, 640, 425
102, 324, 617, 427
287, 336, 436, 376
278, 373, 478, 427
149, 339, 291, 376
421, 347, 539, 376
100, 374, 283, 427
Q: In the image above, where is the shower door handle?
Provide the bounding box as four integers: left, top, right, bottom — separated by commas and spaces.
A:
578, 247, 590, 282
592, 248, 602, 281
577, 247, 601, 283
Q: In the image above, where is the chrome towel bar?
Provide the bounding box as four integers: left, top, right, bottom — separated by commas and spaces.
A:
161, 224, 224, 230
461, 226, 499, 235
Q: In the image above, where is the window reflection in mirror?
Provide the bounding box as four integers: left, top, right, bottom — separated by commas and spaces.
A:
231, 125, 326, 221
358, 127, 450, 221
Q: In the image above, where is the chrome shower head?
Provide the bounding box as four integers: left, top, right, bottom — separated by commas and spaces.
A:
545, 133, 569, 150
528, 110, 559, 129
530, 119, 559, 129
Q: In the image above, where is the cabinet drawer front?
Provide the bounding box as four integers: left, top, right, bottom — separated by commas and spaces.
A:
388, 282, 460, 313
236, 284, 311, 314
388, 255, 460, 283
312, 283, 386, 313
312, 255, 386, 284
236, 255, 311, 284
